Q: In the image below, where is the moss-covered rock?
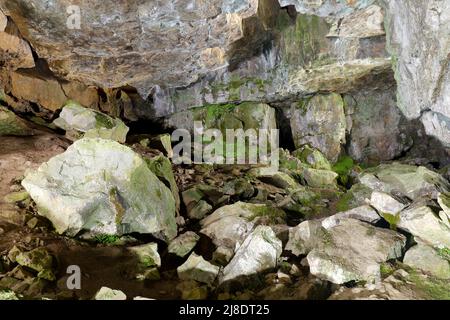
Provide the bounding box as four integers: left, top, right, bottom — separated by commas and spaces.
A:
0, 106, 34, 136
15, 248, 55, 281
53, 101, 129, 143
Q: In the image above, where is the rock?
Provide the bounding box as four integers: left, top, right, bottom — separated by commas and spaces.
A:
223, 178, 254, 199
398, 206, 450, 249
53, 101, 129, 143
359, 164, 450, 199
199, 202, 259, 250
94, 287, 127, 300
306, 219, 406, 284
290, 93, 346, 163
22, 138, 177, 242
292, 146, 331, 170
255, 171, 300, 190
370, 191, 407, 215
168, 232, 200, 258
330, 268, 450, 300
382, 0, 450, 148
128, 243, 161, 269
285, 220, 323, 256
144, 134, 173, 158
10, 70, 68, 112
0, 9, 6, 31
0, 19, 34, 69
15, 247, 55, 281
176, 281, 209, 300
301, 168, 338, 188
0, 106, 33, 136
0, 0, 280, 96
336, 183, 373, 212
145, 154, 180, 213
438, 193, 450, 216
0, 290, 20, 300
187, 200, 212, 220
3, 190, 29, 203
212, 247, 234, 266
257, 275, 332, 300
220, 226, 282, 284
177, 253, 220, 285
344, 85, 413, 165
321, 205, 381, 229
403, 244, 450, 280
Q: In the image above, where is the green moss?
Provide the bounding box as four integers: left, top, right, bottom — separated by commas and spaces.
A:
247, 205, 286, 224
94, 234, 121, 244
335, 193, 352, 212
409, 269, 450, 300
381, 213, 401, 231
380, 262, 396, 278
437, 247, 450, 261
332, 155, 355, 185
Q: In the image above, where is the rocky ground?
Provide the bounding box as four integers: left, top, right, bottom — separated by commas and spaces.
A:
0, 0, 449, 301
0, 104, 449, 300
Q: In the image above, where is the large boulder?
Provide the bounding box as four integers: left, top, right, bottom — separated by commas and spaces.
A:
220, 225, 282, 284
53, 101, 129, 143
22, 138, 177, 242
290, 93, 346, 163
382, 0, 450, 148
304, 219, 406, 284
359, 163, 450, 200
397, 206, 450, 249
403, 244, 450, 280
200, 202, 284, 251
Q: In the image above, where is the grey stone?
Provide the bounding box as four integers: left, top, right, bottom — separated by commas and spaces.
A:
22, 138, 177, 242
220, 226, 282, 284
177, 253, 220, 285
403, 244, 450, 280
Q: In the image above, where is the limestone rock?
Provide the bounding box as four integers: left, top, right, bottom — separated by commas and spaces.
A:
0, 106, 33, 136
53, 101, 129, 143
128, 243, 161, 269
94, 287, 127, 300
15, 247, 55, 281
221, 226, 282, 284
306, 219, 406, 284
290, 93, 346, 163
285, 220, 323, 256
0, 0, 278, 96
321, 205, 380, 229
403, 244, 450, 280
370, 191, 407, 215
301, 168, 338, 188
22, 138, 177, 242
382, 0, 450, 148
200, 202, 260, 251
359, 164, 450, 200
0, 19, 34, 69
145, 154, 180, 213
168, 232, 200, 258
0, 290, 20, 300
292, 146, 331, 170
177, 253, 220, 285
398, 206, 450, 249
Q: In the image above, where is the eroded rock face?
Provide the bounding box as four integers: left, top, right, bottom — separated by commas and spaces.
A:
382, 0, 450, 148
0, 0, 279, 97
291, 93, 346, 162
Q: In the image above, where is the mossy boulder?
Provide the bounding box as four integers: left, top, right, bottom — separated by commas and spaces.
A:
290, 93, 346, 163
53, 101, 129, 143
22, 138, 177, 242
15, 247, 56, 281
0, 106, 34, 136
